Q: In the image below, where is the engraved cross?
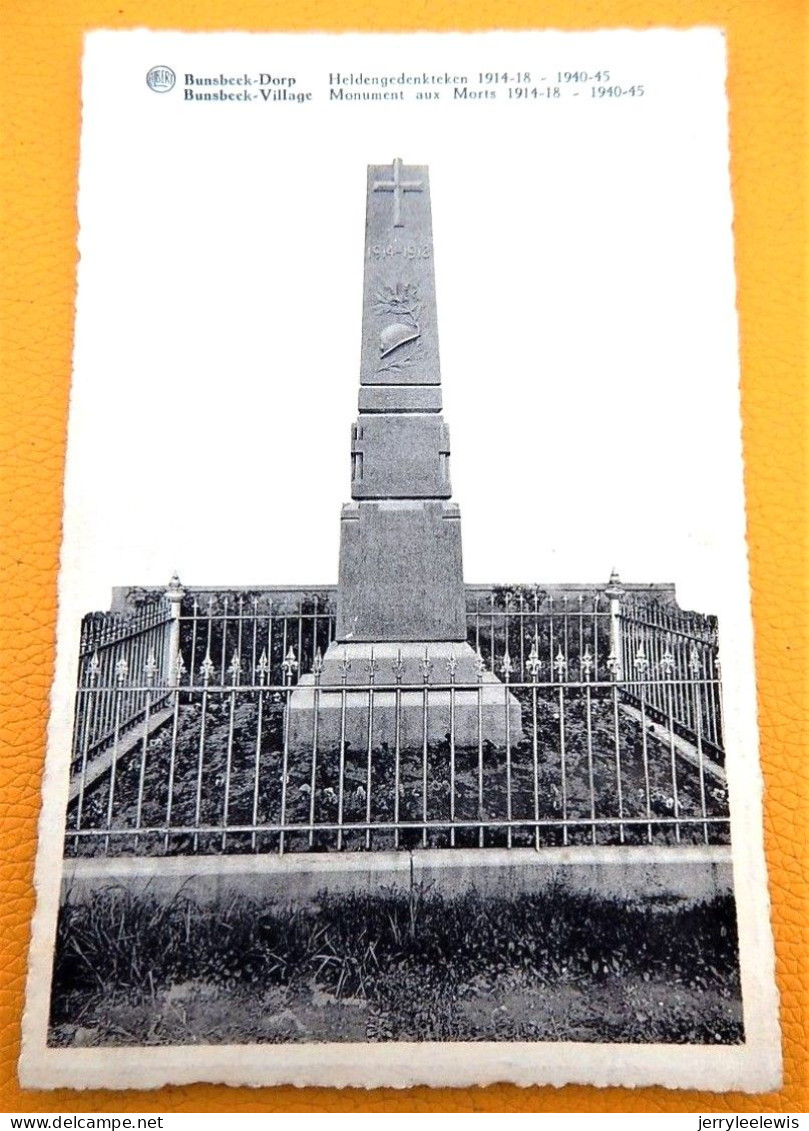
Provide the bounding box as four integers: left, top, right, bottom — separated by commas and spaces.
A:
373, 157, 423, 228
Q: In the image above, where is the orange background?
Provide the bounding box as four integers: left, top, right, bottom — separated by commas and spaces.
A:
1, 0, 805, 1114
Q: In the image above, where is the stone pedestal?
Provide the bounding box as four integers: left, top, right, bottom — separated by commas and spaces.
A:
287, 641, 523, 750
337, 502, 466, 642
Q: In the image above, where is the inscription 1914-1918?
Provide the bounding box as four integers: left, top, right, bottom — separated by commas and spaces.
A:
368, 244, 431, 260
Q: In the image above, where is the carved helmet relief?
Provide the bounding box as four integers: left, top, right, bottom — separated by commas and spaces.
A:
375, 281, 422, 364
379, 323, 420, 357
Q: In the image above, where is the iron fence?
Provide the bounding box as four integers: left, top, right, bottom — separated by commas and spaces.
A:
70, 598, 174, 775
620, 594, 723, 763
66, 578, 729, 856
177, 590, 336, 690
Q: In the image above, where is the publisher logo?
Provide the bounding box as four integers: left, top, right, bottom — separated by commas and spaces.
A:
146, 66, 176, 93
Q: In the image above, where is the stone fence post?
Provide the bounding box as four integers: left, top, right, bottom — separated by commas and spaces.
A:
165, 572, 185, 686
605, 569, 624, 680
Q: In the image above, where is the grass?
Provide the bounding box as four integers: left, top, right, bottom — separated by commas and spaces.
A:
49, 884, 743, 1047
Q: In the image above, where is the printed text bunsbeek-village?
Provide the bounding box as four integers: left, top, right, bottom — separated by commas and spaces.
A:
181, 69, 646, 104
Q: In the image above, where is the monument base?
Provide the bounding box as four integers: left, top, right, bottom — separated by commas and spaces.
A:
287, 641, 523, 749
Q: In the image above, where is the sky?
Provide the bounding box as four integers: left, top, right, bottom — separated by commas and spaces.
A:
62, 29, 747, 619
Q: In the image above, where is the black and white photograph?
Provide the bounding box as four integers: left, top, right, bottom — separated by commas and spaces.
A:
21, 28, 780, 1092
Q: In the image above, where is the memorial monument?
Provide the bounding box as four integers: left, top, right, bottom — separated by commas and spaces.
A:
289, 159, 522, 746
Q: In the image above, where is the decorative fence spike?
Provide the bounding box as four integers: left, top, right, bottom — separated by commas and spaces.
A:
256, 649, 270, 682
144, 651, 158, 684
115, 657, 129, 684
228, 651, 242, 684
527, 637, 541, 679
606, 645, 621, 680
553, 648, 568, 679
338, 649, 352, 681
87, 652, 101, 683
172, 652, 186, 681
392, 649, 405, 682
634, 643, 649, 674
365, 649, 378, 679
474, 648, 487, 680
311, 647, 323, 677
500, 650, 514, 680
421, 648, 433, 682
282, 646, 298, 682
200, 653, 215, 683
446, 647, 458, 680
660, 648, 675, 674
581, 645, 594, 677
689, 645, 702, 676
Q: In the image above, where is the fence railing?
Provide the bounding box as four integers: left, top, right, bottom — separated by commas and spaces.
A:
177, 590, 336, 691
66, 576, 728, 857
71, 596, 175, 775
619, 593, 723, 762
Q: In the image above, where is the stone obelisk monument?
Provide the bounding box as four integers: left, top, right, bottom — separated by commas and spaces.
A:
289, 159, 521, 746
340, 158, 464, 644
